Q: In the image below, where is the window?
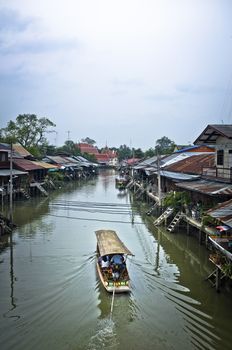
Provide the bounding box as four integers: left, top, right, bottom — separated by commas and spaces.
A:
217, 150, 224, 166
0, 152, 7, 161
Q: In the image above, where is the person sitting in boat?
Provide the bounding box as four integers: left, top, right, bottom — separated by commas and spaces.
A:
110, 254, 126, 272
112, 270, 120, 281
100, 255, 110, 269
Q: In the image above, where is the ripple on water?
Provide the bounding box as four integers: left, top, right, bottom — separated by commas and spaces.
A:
87, 318, 118, 350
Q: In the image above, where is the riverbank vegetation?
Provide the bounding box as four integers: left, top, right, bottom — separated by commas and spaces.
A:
0, 114, 176, 161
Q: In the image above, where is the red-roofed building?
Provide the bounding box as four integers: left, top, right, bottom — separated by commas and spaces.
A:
95, 154, 110, 165
76, 143, 99, 155
76, 143, 118, 166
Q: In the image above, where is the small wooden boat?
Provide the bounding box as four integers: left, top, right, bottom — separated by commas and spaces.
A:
115, 176, 129, 190
95, 229, 133, 293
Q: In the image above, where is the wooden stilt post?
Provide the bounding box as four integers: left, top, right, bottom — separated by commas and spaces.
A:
187, 221, 190, 235
215, 267, 220, 292
198, 229, 202, 245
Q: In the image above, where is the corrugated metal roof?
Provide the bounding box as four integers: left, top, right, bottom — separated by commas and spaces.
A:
174, 145, 214, 153
160, 152, 212, 168
194, 124, 232, 145
207, 199, 232, 228
0, 169, 28, 176
176, 180, 232, 196
13, 158, 44, 171
32, 161, 58, 169
45, 156, 70, 164
164, 153, 215, 174
13, 143, 32, 157
160, 171, 200, 181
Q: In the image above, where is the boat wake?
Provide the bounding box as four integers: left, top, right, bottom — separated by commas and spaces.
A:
87, 318, 118, 350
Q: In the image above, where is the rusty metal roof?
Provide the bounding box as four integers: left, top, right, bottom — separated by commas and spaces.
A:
194, 124, 232, 145
163, 153, 215, 174
13, 143, 32, 158
32, 161, 58, 169
13, 158, 44, 171
45, 156, 70, 164
207, 199, 232, 228
176, 180, 232, 196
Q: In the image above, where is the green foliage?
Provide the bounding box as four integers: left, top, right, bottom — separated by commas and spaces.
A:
56, 140, 81, 156
133, 148, 144, 158
117, 144, 132, 161
48, 171, 64, 182
144, 148, 156, 158
163, 191, 190, 210
82, 153, 97, 162
0, 114, 56, 149
81, 137, 96, 145
222, 263, 232, 277
155, 136, 175, 155
201, 215, 220, 227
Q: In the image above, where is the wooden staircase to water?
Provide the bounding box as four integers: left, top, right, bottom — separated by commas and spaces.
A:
167, 212, 183, 232
153, 207, 174, 226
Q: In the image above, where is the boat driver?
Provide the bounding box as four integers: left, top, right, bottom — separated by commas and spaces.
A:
110, 254, 125, 270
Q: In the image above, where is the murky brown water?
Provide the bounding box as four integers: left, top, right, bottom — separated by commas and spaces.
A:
0, 169, 232, 350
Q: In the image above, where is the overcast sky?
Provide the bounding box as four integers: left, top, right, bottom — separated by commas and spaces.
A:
0, 0, 232, 150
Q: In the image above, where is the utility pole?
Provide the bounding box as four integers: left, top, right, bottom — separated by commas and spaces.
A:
67, 130, 71, 141
9, 143, 13, 224
157, 152, 161, 206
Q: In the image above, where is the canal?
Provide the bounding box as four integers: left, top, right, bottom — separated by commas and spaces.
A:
0, 169, 231, 350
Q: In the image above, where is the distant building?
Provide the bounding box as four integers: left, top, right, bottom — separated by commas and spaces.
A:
76, 143, 118, 166
76, 143, 99, 155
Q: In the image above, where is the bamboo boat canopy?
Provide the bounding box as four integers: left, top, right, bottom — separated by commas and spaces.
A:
95, 229, 133, 257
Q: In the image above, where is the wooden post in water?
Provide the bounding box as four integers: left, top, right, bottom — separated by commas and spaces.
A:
198, 229, 202, 245
9, 143, 13, 225
187, 221, 190, 235
215, 267, 220, 292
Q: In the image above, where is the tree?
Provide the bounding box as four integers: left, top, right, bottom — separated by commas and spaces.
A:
154, 136, 175, 155
0, 114, 56, 148
117, 144, 132, 161
144, 148, 156, 158
81, 137, 96, 145
133, 148, 144, 158
56, 140, 81, 156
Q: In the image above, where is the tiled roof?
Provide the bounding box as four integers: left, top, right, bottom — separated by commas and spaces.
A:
96, 154, 109, 162
77, 143, 99, 155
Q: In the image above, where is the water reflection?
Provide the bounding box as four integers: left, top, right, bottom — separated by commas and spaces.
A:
0, 171, 231, 350
3, 233, 20, 320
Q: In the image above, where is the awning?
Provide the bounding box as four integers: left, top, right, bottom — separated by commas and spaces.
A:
95, 230, 133, 257
0, 169, 28, 177
176, 180, 232, 196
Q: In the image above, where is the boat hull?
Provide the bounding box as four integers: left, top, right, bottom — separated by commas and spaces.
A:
96, 262, 131, 293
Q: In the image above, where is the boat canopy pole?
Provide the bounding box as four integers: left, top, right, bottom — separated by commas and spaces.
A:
110, 286, 116, 320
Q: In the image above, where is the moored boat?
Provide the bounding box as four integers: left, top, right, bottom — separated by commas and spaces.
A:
115, 175, 129, 190
95, 229, 133, 293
